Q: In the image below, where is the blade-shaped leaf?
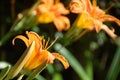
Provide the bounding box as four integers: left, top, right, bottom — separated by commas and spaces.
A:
5, 41, 35, 80
0, 65, 11, 80
54, 43, 90, 80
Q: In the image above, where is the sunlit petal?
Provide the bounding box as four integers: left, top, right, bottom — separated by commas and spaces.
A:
36, 5, 49, 14
83, 0, 92, 12
12, 35, 29, 47
53, 16, 70, 31
40, 0, 54, 8
99, 14, 120, 26
93, 19, 102, 32
24, 50, 48, 70
101, 24, 117, 39
70, 0, 84, 13
26, 31, 42, 50
52, 53, 69, 69
91, 7, 105, 18
47, 52, 55, 64
55, 3, 69, 15
36, 13, 53, 23
75, 13, 93, 29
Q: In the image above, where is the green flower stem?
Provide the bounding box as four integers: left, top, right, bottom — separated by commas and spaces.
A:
0, 31, 14, 46
54, 43, 90, 80
0, 0, 40, 46
59, 28, 82, 46
60, 21, 85, 46
64, 24, 82, 40
0, 14, 36, 46
106, 46, 120, 80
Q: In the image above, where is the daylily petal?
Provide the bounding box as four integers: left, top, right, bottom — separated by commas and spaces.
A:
47, 52, 55, 64
75, 13, 94, 29
99, 14, 120, 26
40, 0, 54, 8
101, 24, 117, 39
24, 50, 49, 71
55, 3, 69, 15
26, 31, 42, 50
91, 7, 105, 18
84, 0, 93, 12
36, 5, 49, 14
12, 35, 29, 47
53, 16, 70, 31
70, 0, 84, 13
36, 13, 53, 23
93, 19, 102, 32
52, 53, 69, 69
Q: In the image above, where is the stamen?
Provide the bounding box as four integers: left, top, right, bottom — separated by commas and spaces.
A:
45, 37, 50, 49
42, 37, 45, 49
47, 37, 58, 50
105, 3, 114, 12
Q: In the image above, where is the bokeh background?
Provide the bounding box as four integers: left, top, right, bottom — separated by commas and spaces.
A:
0, 0, 120, 80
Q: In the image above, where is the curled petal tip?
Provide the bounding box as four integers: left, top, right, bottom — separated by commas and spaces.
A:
52, 53, 69, 69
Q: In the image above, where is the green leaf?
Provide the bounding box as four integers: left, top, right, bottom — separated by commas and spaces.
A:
84, 51, 93, 80
54, 43, 90, 80
0, 65, 11, 80
4, 41, 35, 80
52, 72, 63, 80
34, 75, 46, 80
0, 0, 40, 46
106, 46, 120, 80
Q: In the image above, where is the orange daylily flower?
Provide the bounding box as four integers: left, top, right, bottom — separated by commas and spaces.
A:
70, 0, 120, 39
36, 0, 70, 31
12, 31, 69, 71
